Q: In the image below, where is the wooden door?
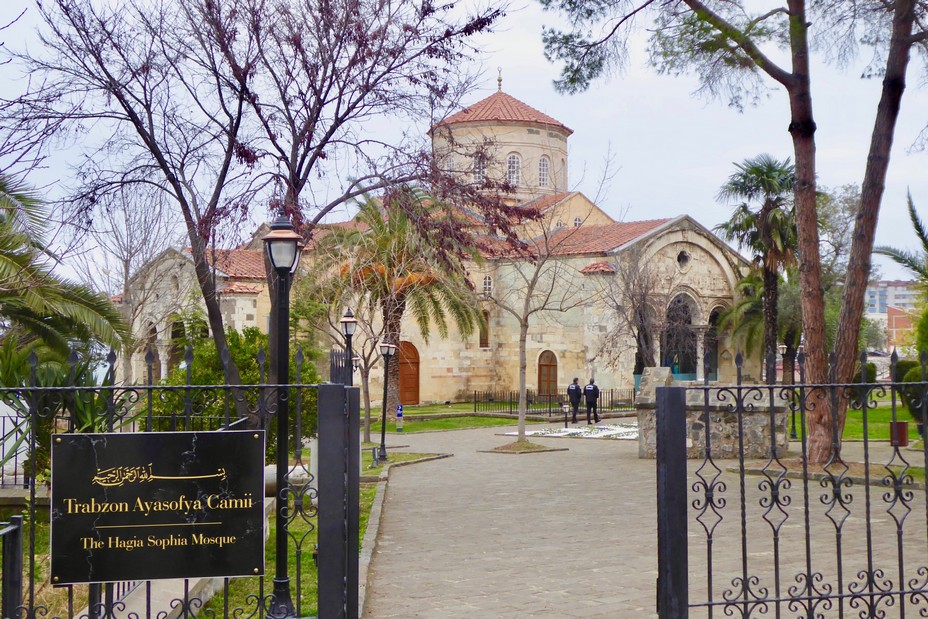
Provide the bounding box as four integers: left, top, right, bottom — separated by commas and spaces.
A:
537, 350, 557, 396
398, 341, 420, 405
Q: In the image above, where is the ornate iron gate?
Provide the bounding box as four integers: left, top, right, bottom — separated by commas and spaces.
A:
657, 352, 928, 618
0, 346, 359, 619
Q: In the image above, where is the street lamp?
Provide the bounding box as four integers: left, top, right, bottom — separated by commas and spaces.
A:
340, 308, 357, 387
378, 341, 397, 462
262, 207, 303, 618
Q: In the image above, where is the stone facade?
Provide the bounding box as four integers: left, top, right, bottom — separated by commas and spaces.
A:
116, 248, 270, 384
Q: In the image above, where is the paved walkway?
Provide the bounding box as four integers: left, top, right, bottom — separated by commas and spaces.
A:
363, 426, 658, 618
363, 426, 928, 618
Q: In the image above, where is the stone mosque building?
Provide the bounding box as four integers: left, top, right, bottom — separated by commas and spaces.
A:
119, 87, 757, 403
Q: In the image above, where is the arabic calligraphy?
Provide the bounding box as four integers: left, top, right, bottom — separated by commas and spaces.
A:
92, 465, 228, 487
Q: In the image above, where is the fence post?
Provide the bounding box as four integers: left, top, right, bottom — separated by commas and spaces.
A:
656, 386, 688, 618
346, 386, 360, 619
318, 383, 348, 619
1, 515, 23, 619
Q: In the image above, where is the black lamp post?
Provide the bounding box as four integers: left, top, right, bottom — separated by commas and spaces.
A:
263, 207, 303, 618
340, 309, 357, 387
378, 341, 396, 462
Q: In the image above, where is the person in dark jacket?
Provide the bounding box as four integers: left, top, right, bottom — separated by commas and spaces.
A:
566, 377, 582, 424
584, 378, 600, 424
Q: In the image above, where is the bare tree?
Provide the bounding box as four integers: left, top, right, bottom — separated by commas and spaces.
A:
3, 0, 264, 398
484, 217, 595, 442
594, 244, 667, 374
70, 185, 182, 381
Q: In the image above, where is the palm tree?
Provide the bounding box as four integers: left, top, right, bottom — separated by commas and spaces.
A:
715, 154, 796, 380
874, 192, 928, 283
0, 174, 127, 355
323, 188, 481, 415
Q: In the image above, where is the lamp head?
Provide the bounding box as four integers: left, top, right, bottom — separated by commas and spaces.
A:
263, 208, 304, 273
340, 308, 358, 337
380, 341, 397, 358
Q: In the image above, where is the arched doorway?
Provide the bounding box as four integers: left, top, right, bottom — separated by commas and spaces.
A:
661, 295, 697, 377
398, 341, 420, 405
537, 350, 557, 396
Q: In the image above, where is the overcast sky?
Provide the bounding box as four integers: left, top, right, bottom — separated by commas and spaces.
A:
2, 1, 927, 281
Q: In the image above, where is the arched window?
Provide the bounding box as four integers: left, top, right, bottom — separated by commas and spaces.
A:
482, 275, 493, 296
507, 153, 521, 186
538, 156, 550, 187
473, 157, 486, 183
574, 217, 582, 228
479, 310, 490, 348
556, 220, 564, 228
561, 158, 567, 186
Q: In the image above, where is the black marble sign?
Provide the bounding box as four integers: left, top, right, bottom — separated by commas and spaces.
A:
51, 430, 265, 584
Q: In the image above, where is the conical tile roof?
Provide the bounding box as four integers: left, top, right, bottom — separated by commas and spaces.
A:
435, 91, 572, 135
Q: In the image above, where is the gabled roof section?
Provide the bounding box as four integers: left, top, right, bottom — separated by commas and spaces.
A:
544, 219, 673, 256
434, 91, 573, 136
579, 261, 616, 275
520, 192, 572, 214
221, 283, 262, 295
182, 248, 266, 280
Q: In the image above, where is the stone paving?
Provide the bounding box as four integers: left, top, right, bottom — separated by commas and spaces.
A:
363, 425, 928, 618
363, 425, 660, 618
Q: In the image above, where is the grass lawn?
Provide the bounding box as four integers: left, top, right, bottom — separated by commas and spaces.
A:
376, 416, 542, 433
359, 449, 437, 468
842, 405, 920, 441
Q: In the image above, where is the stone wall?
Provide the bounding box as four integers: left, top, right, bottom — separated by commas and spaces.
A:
635, 366, 789, 460
636, 405, 789, 460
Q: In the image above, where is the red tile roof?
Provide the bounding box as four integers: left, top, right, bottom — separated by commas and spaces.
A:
520, 192, 571, 214
436, 92, 573, 135
221, 283, 262, 295
184, 248, 266, 279
545, 219, 671, 256
579, 261, 616, 274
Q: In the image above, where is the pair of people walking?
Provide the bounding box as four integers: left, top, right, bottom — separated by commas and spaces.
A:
567, 377, 599, 424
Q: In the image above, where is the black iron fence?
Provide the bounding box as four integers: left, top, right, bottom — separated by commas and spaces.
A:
0, 345, 359, 619
472, 388, 635, 416
657, 351, 928, 618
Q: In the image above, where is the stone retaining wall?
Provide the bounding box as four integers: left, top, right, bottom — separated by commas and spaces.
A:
634, 366, 789, 460
636, 405, 789, 459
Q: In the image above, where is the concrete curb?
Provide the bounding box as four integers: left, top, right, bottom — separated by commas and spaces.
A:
477, 447, 570, 455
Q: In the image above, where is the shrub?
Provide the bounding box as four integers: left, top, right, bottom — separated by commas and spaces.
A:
893, 359, 920, 384
900, 366, 928, 424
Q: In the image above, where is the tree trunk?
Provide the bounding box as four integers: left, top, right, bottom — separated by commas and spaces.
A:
361, 366, 372, 443
517, 320, 529, 442
784, 0, 830, 462
383, 296, 405, 419
762, 265, 779, 382
833, 1, 916, 407
188, 236, 249, 420
783, 344, 797, 387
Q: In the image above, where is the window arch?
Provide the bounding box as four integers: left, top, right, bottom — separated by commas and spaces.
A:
574, 217, 582, 228
538, 156, 550, 187
482, 275, 493, 296
507, 153, 521, 186
473, 157, 486, 183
